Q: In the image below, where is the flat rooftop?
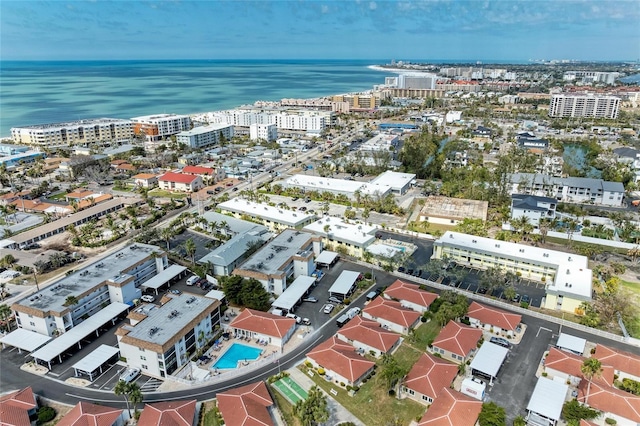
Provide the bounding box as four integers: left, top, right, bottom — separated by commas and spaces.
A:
420, 196, 489, 221
177, 123, 233, 136
285, 174, 391, 196
370, 171, 416, 190
131, 113, 188, 121
11, 118, 131, 130
236, 229, 314, 276
218, 198, 316, 227
202, 212, 268, 236
14, 243, 162, 313
304, 217, 376, 246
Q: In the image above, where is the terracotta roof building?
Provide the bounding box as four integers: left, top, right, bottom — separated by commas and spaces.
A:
417, 387, 482, 426
0, 387, 38, 426
158, 172, 203, 192
137, 400, 197, 426
383, 279, 438, 313
544, 347, 614, 387
402, 353, 459, 406
133, 173, 159, 188
230, 309, 297, 349
182, 165, 215, 175
593, 344, 640, 382
306, 336, 375, 386
578, 380, 640, 425
362, 297, 421, 335
216, 381, 274, 426
57, 401, 126, 426
466, 301, 522, 337
431, 321, 483, 364
336, 316, 402, 358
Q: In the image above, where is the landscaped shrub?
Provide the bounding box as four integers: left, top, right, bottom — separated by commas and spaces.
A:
37, 406, 56, 424
317, 368, 325, 375
388, 389, 396, 397
605, 418, 617, 425
340, 382, 345, 387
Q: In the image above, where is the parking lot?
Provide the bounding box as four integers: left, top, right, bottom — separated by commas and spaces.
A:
169, 230, 217, 261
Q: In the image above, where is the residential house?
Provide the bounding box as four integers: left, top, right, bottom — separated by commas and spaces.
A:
0, 387, 38, 426
593, 344, 640, 382
303, 216, 377, 257
158, 172, 203, 192
402, 353, 459, 406
472, 126, 492, 137
57, 402, 126, 426
466, 301, 522, 337
137, 400, 197, 426
383, 279, 438, 313
336, 316, 402, 358
431, 320, 483, 364
132, 173, 159, 189
306, 336, 376, 387
182, 165, 225, 184
578, 381, 640, 426
416, 388, 482, 426
510, 194, 557, 228
543, 347, 614, 387
362, 297, 421, 335
216, 381, 274, 426
229, 309, 296, 349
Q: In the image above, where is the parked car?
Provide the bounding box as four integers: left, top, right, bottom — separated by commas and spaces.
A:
521, 294, 531, 305
292, 197, 299, 201
366, 289, 380, 301
512, 293, 521, 303
490, 337, 511, 349
328, 296, 342, 304
232, 187, 238, 192
186, 275, 199, 286
140, 295, 155, 303
169, 289, 182, 295
397, 266, 406, 273
286, 313, 302, 324
323, 303, 335, 314
346, 307, 361, 319
119, 367, 140, 384
302, 318, 311, 325
302, 296, 318, 303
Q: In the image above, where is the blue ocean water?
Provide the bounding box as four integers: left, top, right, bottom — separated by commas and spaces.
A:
0, 59, 392, 137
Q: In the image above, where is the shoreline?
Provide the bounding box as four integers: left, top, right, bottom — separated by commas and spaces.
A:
368, 64, 437, 76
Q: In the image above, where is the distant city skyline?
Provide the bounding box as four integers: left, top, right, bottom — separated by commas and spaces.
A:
1, 0, 639, 61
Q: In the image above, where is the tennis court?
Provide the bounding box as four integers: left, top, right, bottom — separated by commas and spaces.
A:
272, 377, 308, 404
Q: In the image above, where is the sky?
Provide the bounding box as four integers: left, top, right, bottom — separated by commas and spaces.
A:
1, 0, 639, 61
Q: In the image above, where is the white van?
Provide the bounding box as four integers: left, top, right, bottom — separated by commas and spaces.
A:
186, 275, 199, 286
460, 377, 486, 401
346, 307, 361, 319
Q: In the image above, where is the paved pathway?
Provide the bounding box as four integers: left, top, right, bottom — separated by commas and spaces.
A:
287, 365, 364, 426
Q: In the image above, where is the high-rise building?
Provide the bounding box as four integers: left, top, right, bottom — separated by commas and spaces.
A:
131, 114, 191, 141
11, 118, 133, 146
549, 93, 620, 119
176, 123, 234, 149
249, 123, 278, 141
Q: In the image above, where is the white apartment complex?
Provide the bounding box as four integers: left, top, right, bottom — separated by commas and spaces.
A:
249, 123, 278, 142
200, 108, 332, 134
562, 71, 619, 85
11, 118, 133, 146
303, 216, 377, 257
549, 93, 620, 119
131, 114, 191, 141
12, 244, 167, 337
176, 123, 234, 149
433, 232, 593, 313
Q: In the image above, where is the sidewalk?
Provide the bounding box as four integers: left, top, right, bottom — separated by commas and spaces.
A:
287, 365, 364, 426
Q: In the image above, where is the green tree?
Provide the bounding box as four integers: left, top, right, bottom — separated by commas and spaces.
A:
562, 399, 599, 423
581, 358, 603, 405
0, 304, 13, 331
160, 227, 174, 251
240, 278, 271, 311
478, 402, 506, 426
221, 275, 244, 305
513, 416, 526, 426
379, 354, 409, 392
114, 381, 143, 418
293, 386, 329, 426
184, 238, 197, 264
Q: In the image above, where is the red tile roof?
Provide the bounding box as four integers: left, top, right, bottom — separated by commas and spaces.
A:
306, 336, 375, 384
384, 279, 438, 310
230, 309, 296, 338
182, 165, 215, 175
217, 381, 273, 426
0, 387, 36, 426
57, 401, 124, 426
159, 172, 199, 184
417, 387, 482, 426
115, 163, 136, 171
66, 190, 94, 199
593, 344, 640, 378
337, 316, 402, 353
432, 321, 482, 358
578, 380, 640, 423
133, 173, 158, 180
545, 348, 614, 385
363, 297, 421, 329
467, 301, 521, 331
137, 400, 197, 426
404, 353, 459, 401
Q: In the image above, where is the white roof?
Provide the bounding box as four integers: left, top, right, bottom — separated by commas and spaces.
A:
218, 198, 315, 227
140, 264, 187, 290
72, 344, 120, 374
328, 270, 360, 296
0, 328, 51, 352
469, 342, 509, 378
527, 377, 568, 421
304, 217, 376, 247
366, 243, 404, 257
272, 275, 316, 311
177, 123, 232, 136
315, 250, 338, 265
556, 333, 586, 355
31, 303, 129, 363
370, 170, 416, 191
204, 289, 225, 302
285, 174, 391, 196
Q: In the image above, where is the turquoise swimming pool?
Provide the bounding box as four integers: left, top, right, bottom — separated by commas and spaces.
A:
212, 343, 262, 369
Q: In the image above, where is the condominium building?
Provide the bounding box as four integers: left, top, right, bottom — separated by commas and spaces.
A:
131, 114, 191, 141
249, 123, 278, 142
549, 93, 621, 119
510, 194, 557, 228
116, 293, 221, 377
11, 118, 133, 146
283, 174, 392, 200
563, 71, 619, 85
201, 108, 333, 135
176, 124, 234, 149
217, 198, 317, 231
331, 94, 380, 110
12, 244, 167, 337
432, 231, 593, 313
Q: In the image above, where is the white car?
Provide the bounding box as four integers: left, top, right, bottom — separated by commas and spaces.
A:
119, 367, 140, 384
186, 275, 199, 286
323, 303, 335, 314
140, 295, 155, 303
286, 313, 302, 324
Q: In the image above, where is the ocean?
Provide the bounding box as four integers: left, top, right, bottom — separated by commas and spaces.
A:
0, 59, 392, 138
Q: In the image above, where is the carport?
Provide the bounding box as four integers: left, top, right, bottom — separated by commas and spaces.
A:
526, 377, 568, 426
328, 270, 360, 301
140, 264, 188, 294
315, 250, 339, 268
469, 341, 509, 385
0, 328, 51, 353
31, 303, 129, 369
72, 344, 120, 381
555, 333, 586, 355
272, 276, 316, 313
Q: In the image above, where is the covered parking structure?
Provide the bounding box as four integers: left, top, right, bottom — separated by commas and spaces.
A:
31, 303, 129, 369
469, 342, 509, 385
315, 251, 339, 268
328, 270, 360, 301
140, 264, 188, 294
0, 328, 51, 353
526, 377, 568, 426
555, 333, 586, 356
272, 276, 316, 313
72, 344, 120, 381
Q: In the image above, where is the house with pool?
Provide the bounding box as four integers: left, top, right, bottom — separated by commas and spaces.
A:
229, 309, 296, 349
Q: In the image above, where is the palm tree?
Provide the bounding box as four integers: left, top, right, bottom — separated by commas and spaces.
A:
581, 358, 602, 405
114, 381, 143, 418
160, 227, 174, 251
566, 219, 579, 247
184, 238, 197, 264
0, 303, 13, 331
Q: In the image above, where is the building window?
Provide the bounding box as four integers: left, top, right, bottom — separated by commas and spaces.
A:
140, 356, 146, 361
30, 322, 35, 326
141, 364, 148, 370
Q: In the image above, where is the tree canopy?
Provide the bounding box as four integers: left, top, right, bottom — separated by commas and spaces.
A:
293, 386, 329, 426
220, 276, 271, 311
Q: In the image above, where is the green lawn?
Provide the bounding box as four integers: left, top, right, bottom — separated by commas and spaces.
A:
619, 280, 640, 338
48, 193, 68, 200
405, 320, 442, 351
148, 189, 189, 199
272, 387, 300, 426
201, 403, 222, 426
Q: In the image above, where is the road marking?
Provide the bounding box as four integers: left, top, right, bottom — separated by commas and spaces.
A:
537, 327, 553, 337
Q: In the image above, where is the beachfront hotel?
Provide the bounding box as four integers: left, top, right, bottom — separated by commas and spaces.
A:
131, 113, 191, 142
432, 231, 593, 313
11, 118, 133, 146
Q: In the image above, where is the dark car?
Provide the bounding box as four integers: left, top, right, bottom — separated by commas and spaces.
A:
521, 294, 531, 305
407, 269, 414, 276
232, 187, 239, 192
398, 266, 406, 273
477, 287, 488, 294
292, 197, 299, 201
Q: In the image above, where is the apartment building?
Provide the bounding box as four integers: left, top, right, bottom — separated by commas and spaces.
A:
131, 114, 191, 142
217, 198, 317, 231
510, 173, 625, 207
116, 293, 221, 377
283, 174, 391, 200
157, 172, 203, 192
176, 123, 234, 149
563, 71, 619, 85
549, 93, 621, 119
249, 123, 278, 142
510, 194, 557, 228
12, 244, 167, 337
11, 118, 133, 146
202, 108, 333, 135
433, 232, 593, 313
331, 94, 380, 110
303, 216, 376, 257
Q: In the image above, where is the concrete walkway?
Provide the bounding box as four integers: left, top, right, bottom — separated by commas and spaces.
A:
287, 365, 364, 426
